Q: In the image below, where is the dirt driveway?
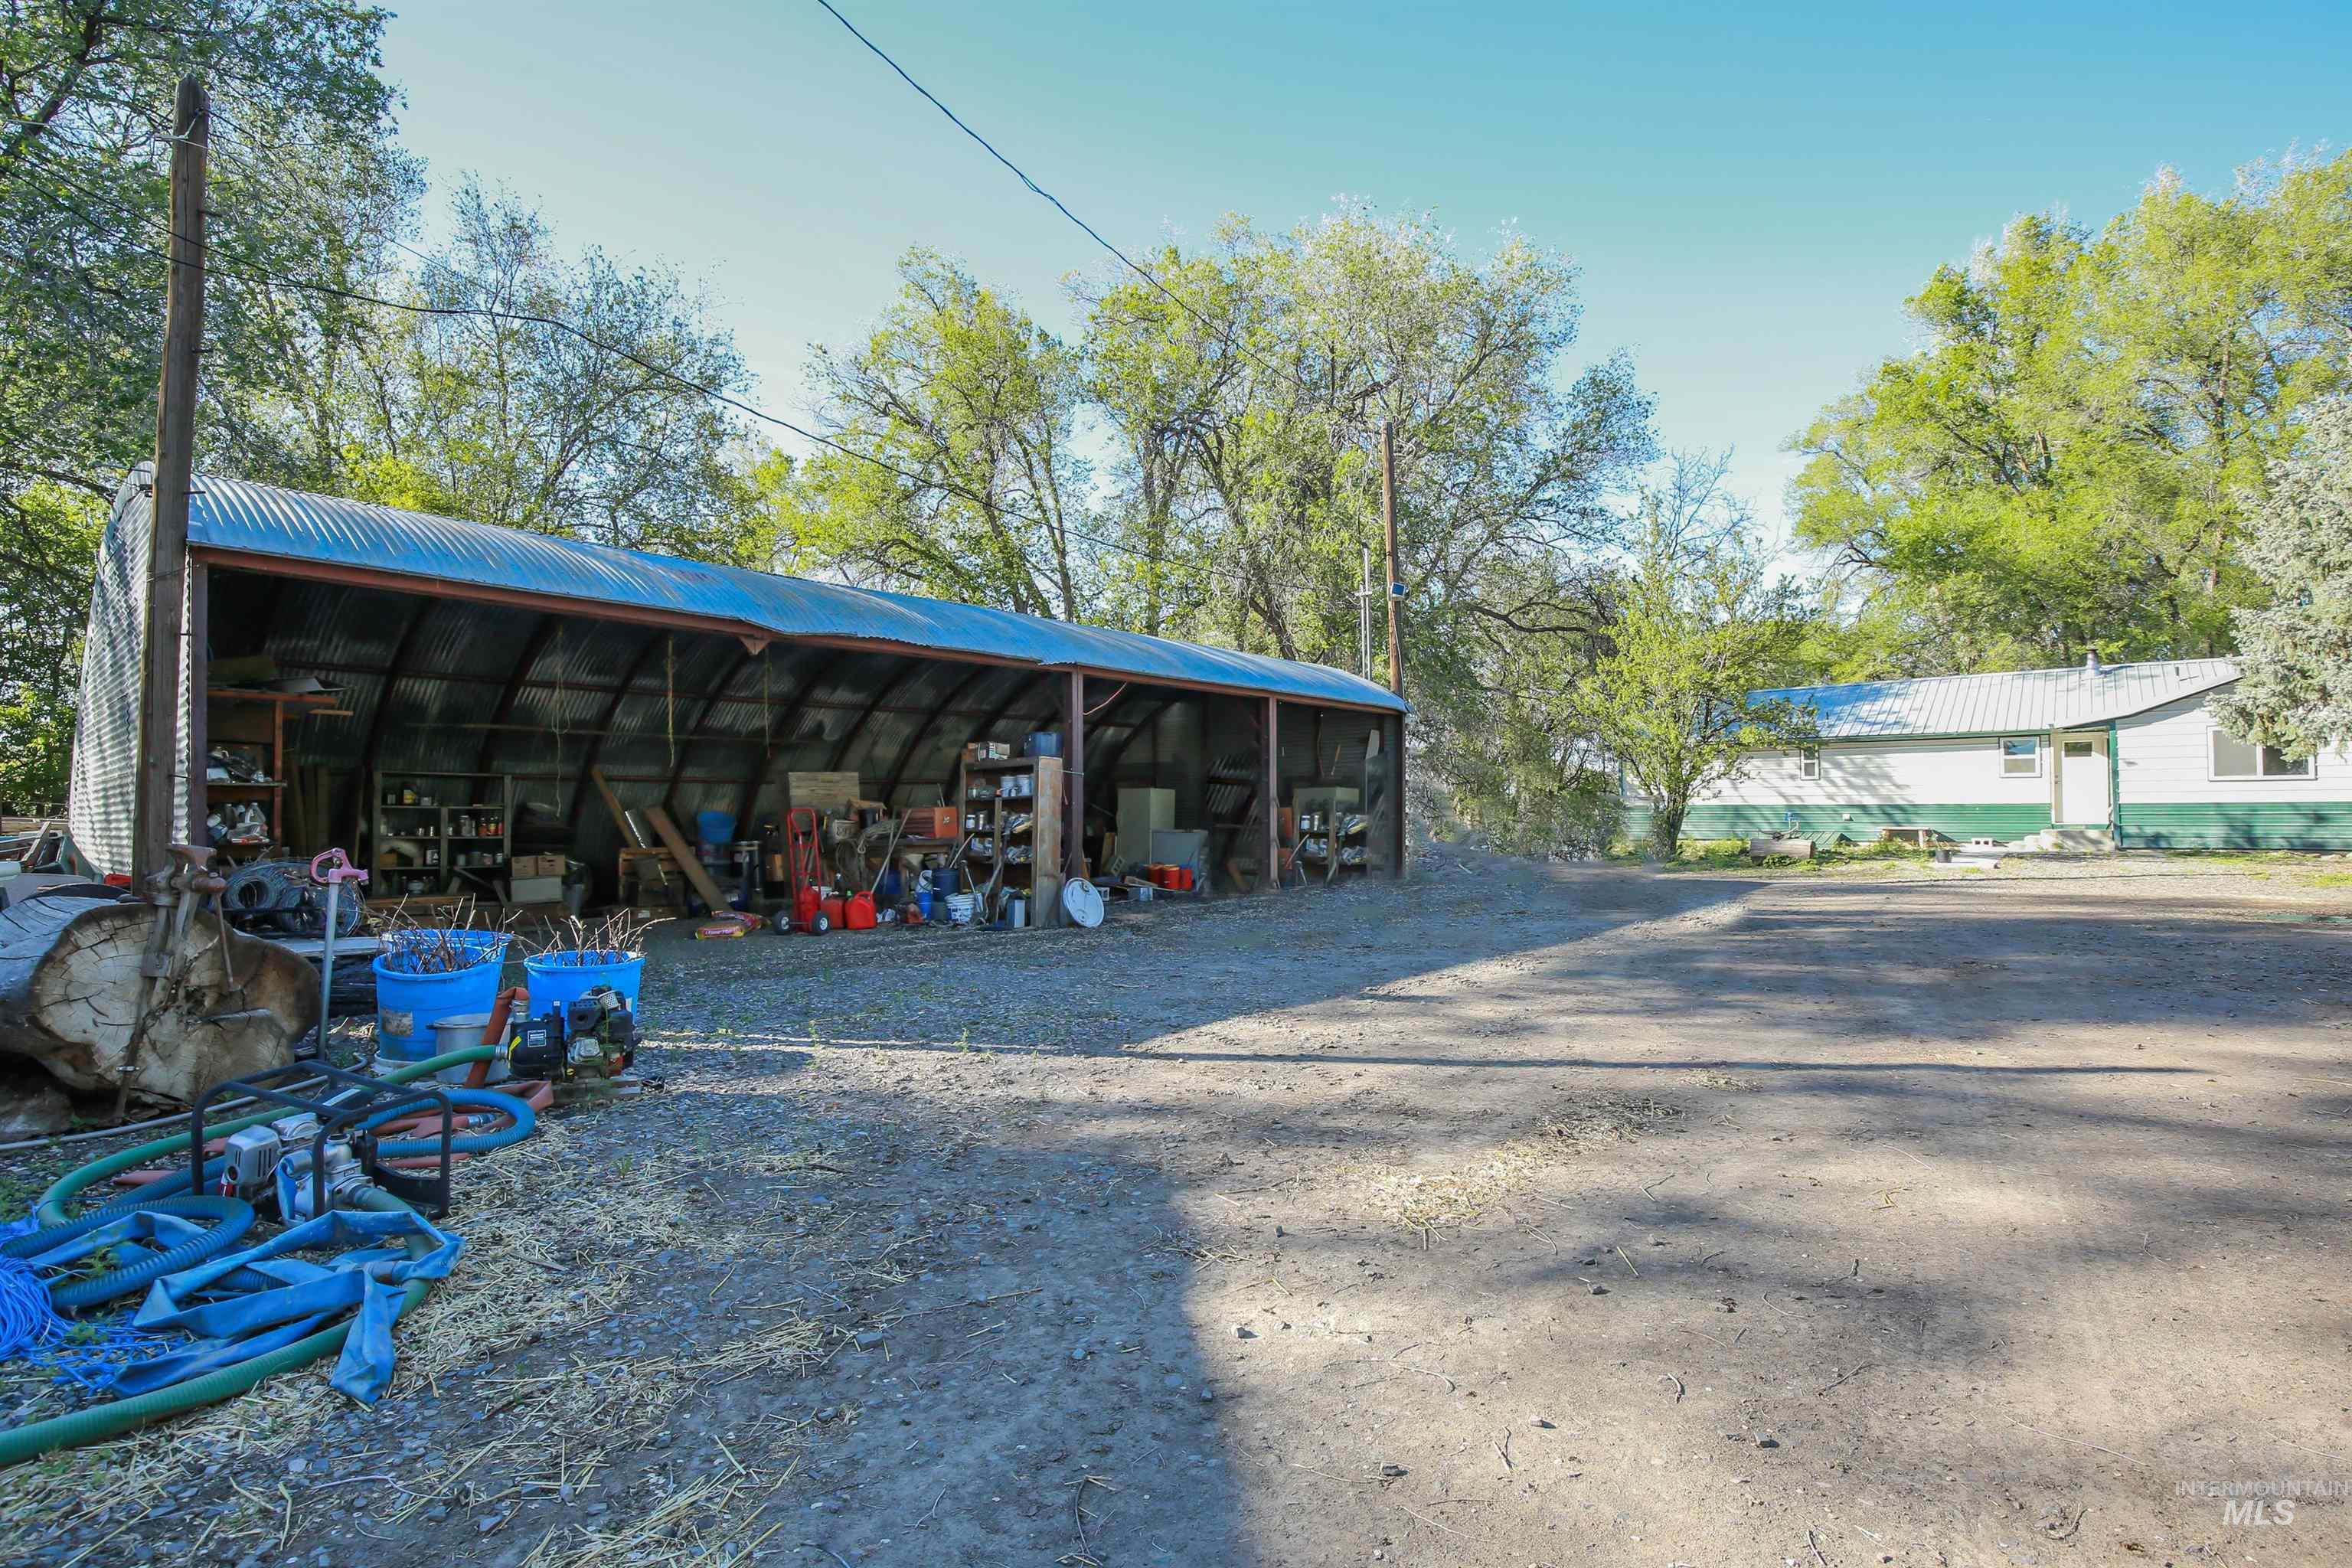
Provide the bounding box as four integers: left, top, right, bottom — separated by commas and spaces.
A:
10, 854, 2348, 1567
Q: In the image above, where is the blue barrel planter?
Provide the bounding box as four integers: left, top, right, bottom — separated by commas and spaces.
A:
373, 932, 511, 1064
524, 949, 646, 1019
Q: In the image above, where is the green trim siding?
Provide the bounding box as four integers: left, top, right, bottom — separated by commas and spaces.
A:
2118, 802, 2352, 850
1626, 803, 2053, 844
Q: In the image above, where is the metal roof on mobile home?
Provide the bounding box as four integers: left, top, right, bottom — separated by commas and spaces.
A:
177, 473, 1408, 714
1756, 660, 2241, 739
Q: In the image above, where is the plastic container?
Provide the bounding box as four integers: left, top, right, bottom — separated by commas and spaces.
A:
1024, 730, 1062, 758
945, 893, 975, 926
821, 893, 848, 929
523, 949, 645, 1018
695, 810, 737, 848
374, 933, 510, 1064
844, 891, 877, 930
915, 889, 933, 920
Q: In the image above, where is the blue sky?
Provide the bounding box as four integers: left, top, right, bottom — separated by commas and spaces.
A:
377, 1, 2347, 549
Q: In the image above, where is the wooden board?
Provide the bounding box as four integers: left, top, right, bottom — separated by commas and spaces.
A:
786, 771, 861, 814
642, 805, 734, 913
588, 767, 648, 848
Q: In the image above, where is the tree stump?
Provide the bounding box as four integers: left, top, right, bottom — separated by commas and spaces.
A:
0, 894, 314, 1104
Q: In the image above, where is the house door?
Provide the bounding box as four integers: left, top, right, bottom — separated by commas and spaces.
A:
2056, 731, 2109, 825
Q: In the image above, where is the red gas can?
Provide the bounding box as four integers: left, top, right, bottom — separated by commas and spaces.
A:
821, 893, 848, 930
844, 892, 877, 930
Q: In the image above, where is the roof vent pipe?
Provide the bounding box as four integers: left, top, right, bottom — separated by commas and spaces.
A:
2085, 649, 2102, 674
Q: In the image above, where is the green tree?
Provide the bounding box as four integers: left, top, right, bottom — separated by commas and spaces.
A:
778, 249, 1093, 618
325, 181, 769, 563
2208, 401, 2352, 760
0, 7, 776, 808
1790, 154, 2352, 675
0, 0, 413, 809
1573, 457, 1814, 858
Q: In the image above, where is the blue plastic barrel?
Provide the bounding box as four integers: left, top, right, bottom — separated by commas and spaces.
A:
695, 810, 737, 848
524, 949, 646, 1018
373, 933, 510, 1063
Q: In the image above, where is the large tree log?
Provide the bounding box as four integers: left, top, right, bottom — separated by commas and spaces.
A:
0, 894, 314, 1103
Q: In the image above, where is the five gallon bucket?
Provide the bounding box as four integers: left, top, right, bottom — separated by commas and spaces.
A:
374, 933, 511, 1065
524, 949, 646, 1018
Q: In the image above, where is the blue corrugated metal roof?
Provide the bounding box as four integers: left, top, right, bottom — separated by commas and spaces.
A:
1759, 660, 2239, 738
177, 473, 1407, 713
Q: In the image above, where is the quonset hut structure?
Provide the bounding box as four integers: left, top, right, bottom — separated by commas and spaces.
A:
70, 470, 1406, 920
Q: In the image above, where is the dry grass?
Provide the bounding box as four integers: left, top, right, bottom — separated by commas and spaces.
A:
518, 1462, 799, 1568
0, 1116, 829, 1563
1350, 1093, 1682, 1234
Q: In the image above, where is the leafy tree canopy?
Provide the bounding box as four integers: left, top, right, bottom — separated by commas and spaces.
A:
1790, 153, 2352, 675
2209, 400, 2352, 758
0, 3, 773, 809
1567, 455, 1815, 857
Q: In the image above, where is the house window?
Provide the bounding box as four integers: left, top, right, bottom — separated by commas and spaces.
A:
1795, 745, 1819, 780
2210, 730, 2314, 779
2000, 736, 2040, 777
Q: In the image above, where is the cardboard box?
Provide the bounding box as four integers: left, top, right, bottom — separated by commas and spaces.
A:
511, 853, 566, 878
508, 874, 564, 903
901, 807, 958, 840
963, 741, 1011, 763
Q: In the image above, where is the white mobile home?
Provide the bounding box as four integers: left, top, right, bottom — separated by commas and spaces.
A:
1626, 658, 2352, 851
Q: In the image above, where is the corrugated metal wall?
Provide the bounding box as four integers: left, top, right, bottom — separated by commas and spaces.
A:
68, 482, 191, 876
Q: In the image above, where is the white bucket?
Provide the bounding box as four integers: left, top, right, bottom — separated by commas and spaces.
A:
945, 893, 975, 926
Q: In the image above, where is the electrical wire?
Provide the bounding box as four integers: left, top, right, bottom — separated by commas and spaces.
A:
809, 0, 1322, 402
15, 144, 1334, 600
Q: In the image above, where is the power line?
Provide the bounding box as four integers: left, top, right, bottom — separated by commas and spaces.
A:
810, 0, 1321, 401
12, 149, 1333, 598
194, 110, 1343, 599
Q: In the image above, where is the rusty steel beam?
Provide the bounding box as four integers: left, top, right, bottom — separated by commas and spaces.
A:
196, 548, 1034, 672
272, 656, 1008, 725
880, 661, 994, 806
1263, 696, 1281, 893
824, 655, 929, 773
733, 648, 863, 825
563, 628, 671, 838
659, 642, 765, 812
472, 613, 560, 776
1066, 671, 1089, 877
345, 597, 434, 848
1086, 691, 1185, 792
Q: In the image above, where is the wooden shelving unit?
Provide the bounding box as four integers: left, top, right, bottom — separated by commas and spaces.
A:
956, 753, 1064, 926
204, 688, 343, 857
369, 769, 513, 899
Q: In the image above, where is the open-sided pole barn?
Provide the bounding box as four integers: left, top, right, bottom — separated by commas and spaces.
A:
70, 471, 1407, 923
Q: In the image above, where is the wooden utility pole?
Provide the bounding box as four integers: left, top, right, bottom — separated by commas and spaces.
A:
134, 75, 210, 883
1380, 420, 1403, 697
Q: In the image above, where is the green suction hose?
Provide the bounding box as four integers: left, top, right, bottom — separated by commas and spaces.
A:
34, 1046, 495, 1227
3, 1045, 498, 1467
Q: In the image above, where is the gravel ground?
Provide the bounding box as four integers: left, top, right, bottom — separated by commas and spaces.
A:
4, 848, 2348, 1566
